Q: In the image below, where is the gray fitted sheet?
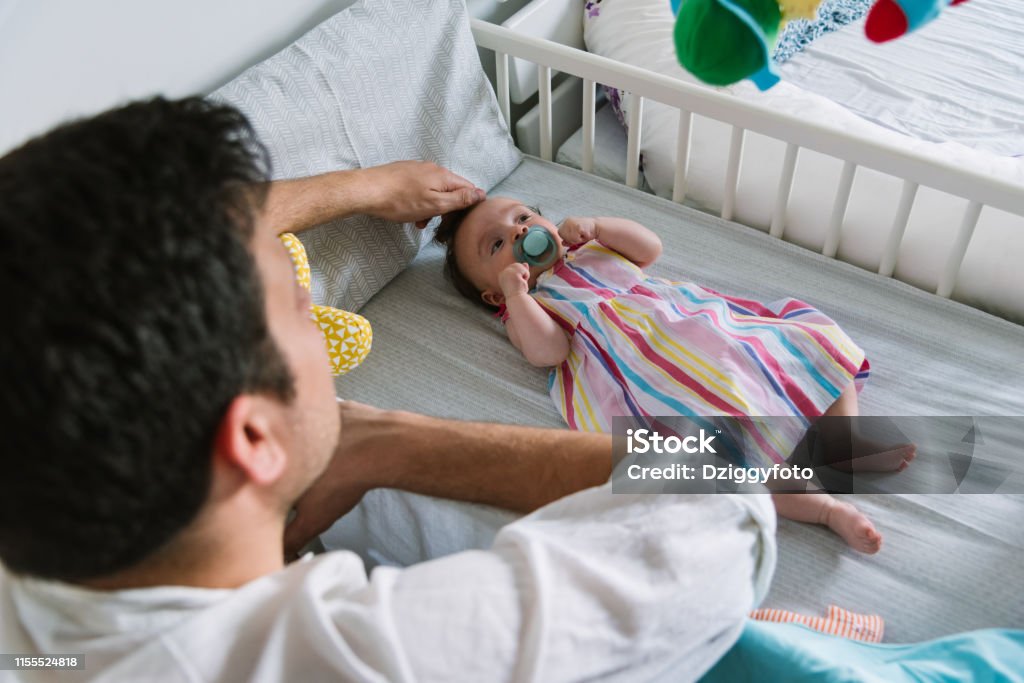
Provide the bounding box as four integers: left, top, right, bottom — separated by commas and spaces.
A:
324, 157, 1024, 643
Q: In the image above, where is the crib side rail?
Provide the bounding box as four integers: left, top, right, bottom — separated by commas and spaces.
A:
471, 19, 1024, 300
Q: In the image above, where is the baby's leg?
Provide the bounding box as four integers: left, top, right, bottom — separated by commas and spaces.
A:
772, 493, 882, 554
816, 384, 916, 472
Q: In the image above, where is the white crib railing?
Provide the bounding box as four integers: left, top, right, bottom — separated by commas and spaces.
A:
471, 19, 1024, 301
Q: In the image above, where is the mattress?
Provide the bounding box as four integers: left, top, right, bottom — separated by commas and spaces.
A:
776, 0, 1024, 157
322, 157, 1024, 643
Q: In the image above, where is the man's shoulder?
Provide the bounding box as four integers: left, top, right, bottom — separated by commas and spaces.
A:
0, 552, 375, 682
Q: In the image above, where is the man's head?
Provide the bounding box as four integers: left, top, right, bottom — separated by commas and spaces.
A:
434, 197, 559, 309
0, 97, 338, 582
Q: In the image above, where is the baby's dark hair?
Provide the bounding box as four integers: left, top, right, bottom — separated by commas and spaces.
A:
433, 202, 541, 310
433, 205, 490, 308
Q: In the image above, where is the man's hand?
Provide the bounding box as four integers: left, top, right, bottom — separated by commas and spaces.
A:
263, 161, 485, 235
558, 216, 599, 245
363, 161, 485, 228
498, 262, 530, 300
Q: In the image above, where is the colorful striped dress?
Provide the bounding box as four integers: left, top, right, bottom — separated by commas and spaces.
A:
504, 240, 870, 466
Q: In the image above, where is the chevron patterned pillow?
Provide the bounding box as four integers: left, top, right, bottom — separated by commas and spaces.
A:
212, 0, 521, 312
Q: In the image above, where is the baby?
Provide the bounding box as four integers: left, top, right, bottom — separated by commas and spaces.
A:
434, 197, 915, 554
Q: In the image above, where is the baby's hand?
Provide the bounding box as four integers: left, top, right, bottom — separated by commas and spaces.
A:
498, 262, 530, 298
558, 217, 599, 245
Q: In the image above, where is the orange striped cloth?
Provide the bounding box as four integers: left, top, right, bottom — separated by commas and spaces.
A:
750, 605, 885, 643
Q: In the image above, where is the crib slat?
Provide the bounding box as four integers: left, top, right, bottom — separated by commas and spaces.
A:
769, 143, 799, 239
878, 180, 919, 278
538, 64, 553, 161
721, 126, 745, 221
625, 93, 644, 189
823, 161, 856, 258
582, 79, 596, 174
671, 110, 693, 204
937, 201, 983, 298
495, 52, 510, 128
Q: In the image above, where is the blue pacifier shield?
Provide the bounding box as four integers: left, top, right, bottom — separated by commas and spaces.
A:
513, 226, 560, 269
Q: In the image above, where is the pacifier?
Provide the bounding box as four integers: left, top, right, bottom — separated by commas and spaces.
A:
512, 225, 560, 269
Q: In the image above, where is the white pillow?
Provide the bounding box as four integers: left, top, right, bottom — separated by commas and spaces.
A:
213, 0, 521, 312
583, 0, 1024, 323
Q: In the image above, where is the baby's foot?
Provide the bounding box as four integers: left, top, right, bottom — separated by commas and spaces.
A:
815, 417, 917, 472
824, 500, 882, 554
829, 440, 916, 473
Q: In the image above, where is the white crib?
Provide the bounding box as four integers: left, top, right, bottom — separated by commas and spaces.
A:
470, 8, 1024, 319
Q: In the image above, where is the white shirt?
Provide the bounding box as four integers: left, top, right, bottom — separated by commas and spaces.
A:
0, 486, 775, 682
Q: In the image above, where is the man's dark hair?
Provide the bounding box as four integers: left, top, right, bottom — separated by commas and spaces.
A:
0, 97, 294, 581
433, 203, 541, 310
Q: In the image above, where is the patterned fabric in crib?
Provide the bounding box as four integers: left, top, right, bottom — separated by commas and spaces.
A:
521, 241, 870, 466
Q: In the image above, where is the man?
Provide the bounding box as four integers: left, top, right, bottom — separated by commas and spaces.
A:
0, 97, 774, 682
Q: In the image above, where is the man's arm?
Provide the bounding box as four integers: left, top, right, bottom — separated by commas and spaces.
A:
263, 160, 485, 234
284, 401, 610, 557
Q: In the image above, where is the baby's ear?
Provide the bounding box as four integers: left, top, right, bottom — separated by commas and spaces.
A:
482, 290, 504, 307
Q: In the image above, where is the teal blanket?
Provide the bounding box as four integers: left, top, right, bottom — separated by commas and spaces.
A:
702, 621, 1024, 682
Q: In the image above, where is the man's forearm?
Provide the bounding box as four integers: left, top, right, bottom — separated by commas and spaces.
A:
352, 406, 612, 513
261, 161, 485, 235
283, 401, 612, 557
263, 170, 373, 235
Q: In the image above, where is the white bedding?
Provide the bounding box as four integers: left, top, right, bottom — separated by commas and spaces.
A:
777, 0, 1024, 157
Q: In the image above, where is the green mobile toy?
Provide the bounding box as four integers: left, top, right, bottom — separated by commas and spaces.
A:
671, 0, 821, 90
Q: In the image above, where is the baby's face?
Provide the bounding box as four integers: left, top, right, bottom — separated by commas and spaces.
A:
453, 197, 562, 307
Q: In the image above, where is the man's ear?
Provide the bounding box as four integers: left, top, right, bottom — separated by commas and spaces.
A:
213, 395, 288, 486
482, 289, 504, 307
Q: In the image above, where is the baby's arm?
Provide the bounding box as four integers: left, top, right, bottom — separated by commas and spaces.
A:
500, 263, 570, 367
560, 217, 662, 267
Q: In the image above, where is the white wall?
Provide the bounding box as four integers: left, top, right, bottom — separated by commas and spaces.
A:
0, 0, 531, 154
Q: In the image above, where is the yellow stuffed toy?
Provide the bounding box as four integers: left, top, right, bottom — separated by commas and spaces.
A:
279, 233, 372, 376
